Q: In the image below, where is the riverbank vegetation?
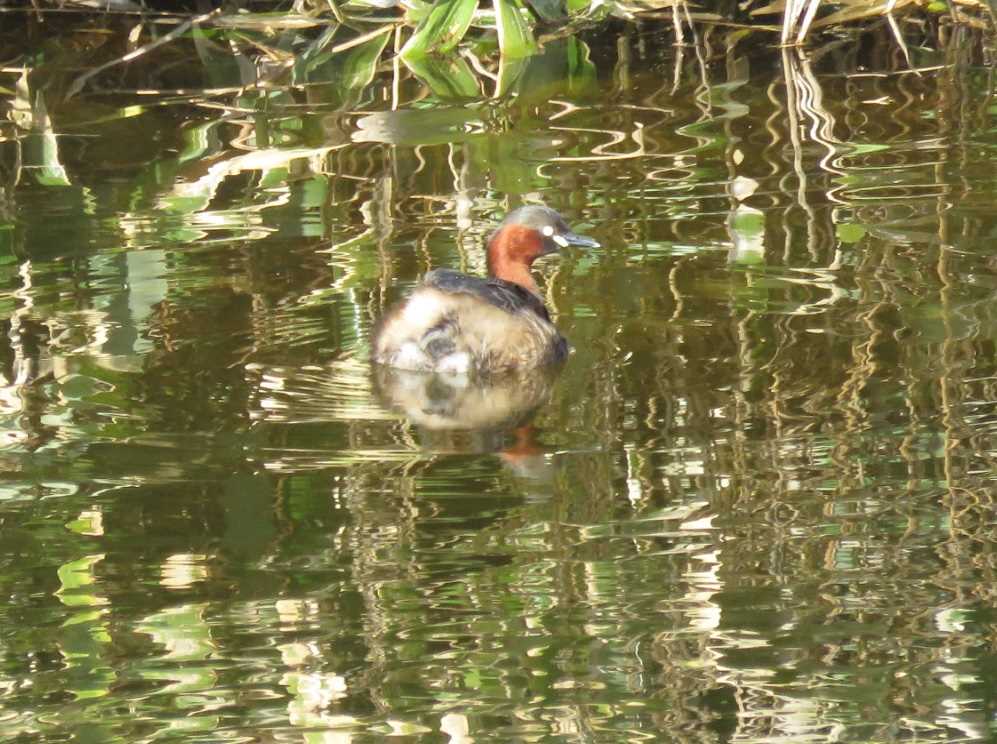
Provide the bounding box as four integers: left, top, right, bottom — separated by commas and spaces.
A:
4, 0, 994, 82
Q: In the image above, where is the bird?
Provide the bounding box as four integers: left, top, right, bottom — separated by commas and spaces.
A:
371, 205, 598, 375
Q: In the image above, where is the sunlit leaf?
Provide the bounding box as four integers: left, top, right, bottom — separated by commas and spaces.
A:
11, 69, 33, 131
334, 32, 392, 90
748, 0, 787, 16
496, 54, 530, 97
297, 27, 392, 89
495, 0, 539, 58
295, 29, 392, 107
14, 71, 71, 187
213, 12, 324, 30
192, 23, 257, 89
346, 0, 411, 8
64, 0, 142, 9
811, 0, 917, 28
401, 54, 482, 99
401, 0, 477, 57
30, 152, 72, 186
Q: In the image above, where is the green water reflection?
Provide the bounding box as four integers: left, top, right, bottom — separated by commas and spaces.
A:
1, 10, 997, 743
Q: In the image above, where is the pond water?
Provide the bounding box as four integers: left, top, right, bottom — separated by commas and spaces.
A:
2, 10, 997, 743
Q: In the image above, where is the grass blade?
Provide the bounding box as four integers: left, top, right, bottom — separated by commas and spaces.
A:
495, 0, 538, 58
401, 0, 477, 58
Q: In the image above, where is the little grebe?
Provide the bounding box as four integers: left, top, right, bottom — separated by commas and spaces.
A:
372, 205, 598, 374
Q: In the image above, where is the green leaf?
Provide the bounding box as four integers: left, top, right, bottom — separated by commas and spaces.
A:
495, 0, 538, 59
295, 27, 391, 92
339, 33, 392, 90
401, 0, 477, 58
293, 29, 392, 108
14, 71, 71, 187
402, 55, 482, 99
496, 55, 530, 98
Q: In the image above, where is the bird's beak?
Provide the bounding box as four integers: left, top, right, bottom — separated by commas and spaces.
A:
553, 231, 600, 249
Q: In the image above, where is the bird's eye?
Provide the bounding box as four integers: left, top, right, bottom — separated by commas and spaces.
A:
542, 225, 554, 236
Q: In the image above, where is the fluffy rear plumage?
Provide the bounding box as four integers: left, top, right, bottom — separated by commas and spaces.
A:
372, 283, 567, 374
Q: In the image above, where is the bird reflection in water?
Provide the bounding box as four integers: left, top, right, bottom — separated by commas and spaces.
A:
372, 364, 562, 480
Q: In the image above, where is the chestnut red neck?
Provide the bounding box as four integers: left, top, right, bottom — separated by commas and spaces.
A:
486, 225, 545, 294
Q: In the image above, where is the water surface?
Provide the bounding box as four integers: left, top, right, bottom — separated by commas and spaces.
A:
1, 11, 997, 743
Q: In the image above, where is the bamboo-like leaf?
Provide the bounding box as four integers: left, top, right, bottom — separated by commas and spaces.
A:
213, 12, 323, 29
295, 29, 392, 107
401, 0, 477, 58
28, 134, 72, 187
347, 0, 415, 8
11, 69, 33, 131
337, 32, 392, 90
496, 55, 530, 97
401, 54, 482, 99
14, 71, 71, 187
495, 0, 538, 58
812, 0, 917, 27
